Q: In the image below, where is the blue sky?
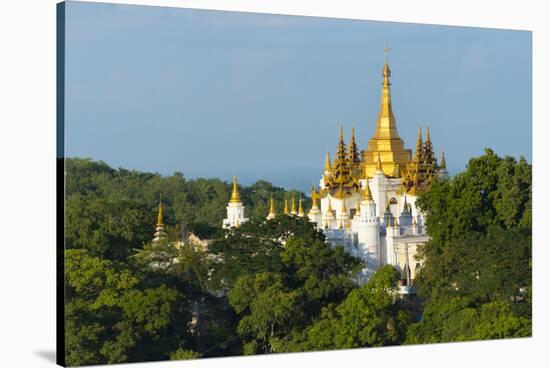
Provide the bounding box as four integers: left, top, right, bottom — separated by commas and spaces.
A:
64, 1, 532, 191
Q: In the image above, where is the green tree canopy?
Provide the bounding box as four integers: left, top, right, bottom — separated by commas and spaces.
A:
408, 149, 532, 344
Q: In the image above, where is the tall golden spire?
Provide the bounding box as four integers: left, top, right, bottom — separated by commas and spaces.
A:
229, 176, 242, 203
440, 148, 447, 169
328, 127, 354, 192
414, 126, 424, 161
348, 127, 360, 166
153, 194, 167, 243
290, 194, 297, 215
362, 48, 412, 178
310, 187, 319, 210
157, 196, 164, 226
362, 181, 373, 201
372, 51, 399, 140
377, 152, 383, 172
324, 152, 332, 172
284, 197, 289, 215
267, 195, 276, 219
424, 126, 435, 164
298, 194, 305, 217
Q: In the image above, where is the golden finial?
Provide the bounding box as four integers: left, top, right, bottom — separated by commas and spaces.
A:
403, 195, 408, 212
324, 152, 332, 172
377, 152, 383, 172
267, 195, 276, 218
229, 176, 242, 203
440, 148, 447, 169
290, 193, 297, 215
385, 193, 390, 210
426, 126, 431, 142
362, 181, 373, 201
284, 197, 289, 215
310, 187, 319, 210
156, 195, 164, 226
339, 125, 344, 143
298, 194, 305, 217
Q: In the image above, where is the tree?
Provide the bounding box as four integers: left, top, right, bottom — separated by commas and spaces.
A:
416, 149, 531, 245
221, 217, 363, 354
207, 216, 328, 291
228, 272, 304, 354
405, 298, 531, 344
64, 249, 194, 365
279, 266, 410, 352
170, 348, 201, 360
408, 149, 532, 344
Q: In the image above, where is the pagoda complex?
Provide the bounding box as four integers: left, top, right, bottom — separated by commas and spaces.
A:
223, 53, 448, 291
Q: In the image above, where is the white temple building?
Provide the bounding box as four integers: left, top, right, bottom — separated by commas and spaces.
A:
222, 176, 249, 229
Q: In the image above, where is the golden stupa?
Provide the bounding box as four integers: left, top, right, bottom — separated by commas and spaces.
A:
361, 55, 412, 178
314, 49, 444, 201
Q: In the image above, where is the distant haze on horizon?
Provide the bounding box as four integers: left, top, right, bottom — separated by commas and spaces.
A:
64, 1, 532, 192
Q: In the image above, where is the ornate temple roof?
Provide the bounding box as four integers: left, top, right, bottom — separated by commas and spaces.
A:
361, 57, 413, 178
229, 176, 242, 203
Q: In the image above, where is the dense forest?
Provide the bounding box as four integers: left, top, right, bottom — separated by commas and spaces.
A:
63, 149, 532, 366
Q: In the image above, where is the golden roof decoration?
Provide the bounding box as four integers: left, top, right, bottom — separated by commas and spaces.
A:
310, 187, 319, 210
362, 181, 373, 201
322, 127, 360, 197
290, 193, 297, 215
268, 195, 276, 217
361, 53, 413, 178
440, 148, 447, 169
348, 127, 360, 167
414, 126, 424, 162
229, 176, 242, 203
424, 126, 436, 165
284, 198, 289, 215
377, 152, 383, 172
324, 152, 332, 172
156, 196, 164, 226
298, 194, 305, 217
